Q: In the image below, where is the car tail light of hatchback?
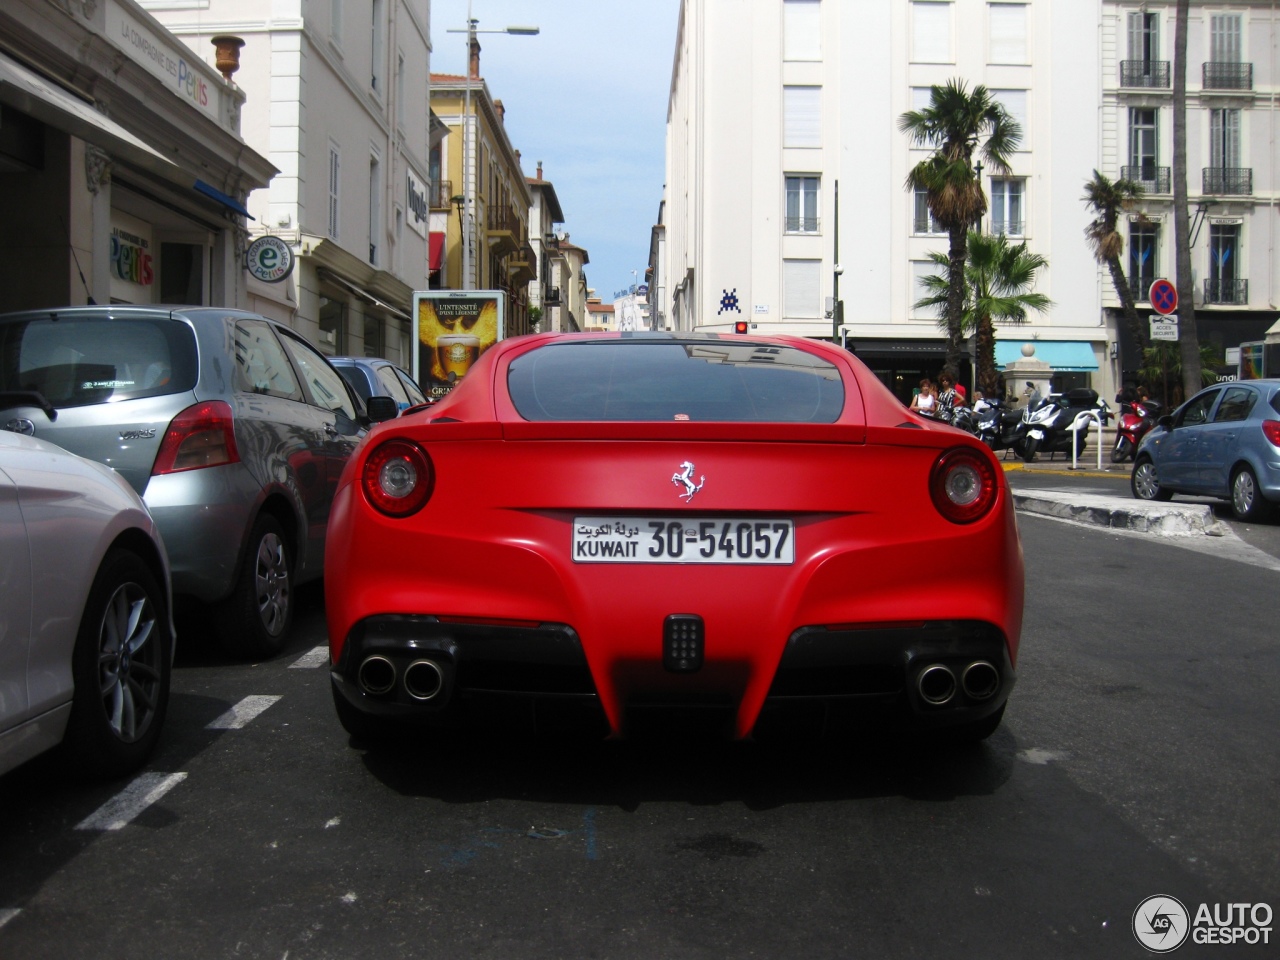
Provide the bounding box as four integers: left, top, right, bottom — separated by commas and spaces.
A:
1263, 420, 1280, 448
362, 439, 434, 517
151, 401, 240, 475
930, 447, 998, 524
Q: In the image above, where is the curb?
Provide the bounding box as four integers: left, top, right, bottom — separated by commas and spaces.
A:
1012, 491, 1229, 538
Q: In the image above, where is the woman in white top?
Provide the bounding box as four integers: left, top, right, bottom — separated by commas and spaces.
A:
909, 378, 937, 417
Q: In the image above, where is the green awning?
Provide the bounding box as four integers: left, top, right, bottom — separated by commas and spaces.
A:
995, 340, 1099, 371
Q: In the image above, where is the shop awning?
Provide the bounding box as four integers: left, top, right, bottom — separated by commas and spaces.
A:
319, 270, 411, 322
995, 340, 1099, 371
194, 179, 254, 220
429, 231, 444, 272
1265, 317, 1280, 345
0, 53, 187, 187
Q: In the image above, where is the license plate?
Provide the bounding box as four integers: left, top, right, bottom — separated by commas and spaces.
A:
573, 516, 795, 564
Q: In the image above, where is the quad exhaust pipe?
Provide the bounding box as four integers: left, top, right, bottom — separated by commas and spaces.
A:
356, 655, 447, 702
916, 660, 1001, 706
961, 661, 1000, 702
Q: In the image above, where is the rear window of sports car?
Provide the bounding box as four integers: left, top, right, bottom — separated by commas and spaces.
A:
507, 341, 845, 422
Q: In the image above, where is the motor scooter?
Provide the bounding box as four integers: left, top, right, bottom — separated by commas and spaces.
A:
973, 396, 1023, 452
1110, 399, 1162, 463
1016, 389, 1110, 463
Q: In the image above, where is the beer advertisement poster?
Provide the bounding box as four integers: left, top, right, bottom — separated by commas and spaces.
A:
413, 291, 505, 400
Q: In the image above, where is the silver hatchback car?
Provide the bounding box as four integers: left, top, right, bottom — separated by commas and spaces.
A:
0, 306, 394, 658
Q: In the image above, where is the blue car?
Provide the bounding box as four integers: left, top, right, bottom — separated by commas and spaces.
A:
330, 356, 429, 414
1131, 378, 1280, 521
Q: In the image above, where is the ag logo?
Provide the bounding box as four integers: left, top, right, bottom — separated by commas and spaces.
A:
1133, 895, 1190, 952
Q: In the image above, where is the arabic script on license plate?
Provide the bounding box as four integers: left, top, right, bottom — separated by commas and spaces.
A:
572, 516, 795, 564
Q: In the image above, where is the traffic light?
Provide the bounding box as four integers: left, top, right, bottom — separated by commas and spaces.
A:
733, 320, 749, 334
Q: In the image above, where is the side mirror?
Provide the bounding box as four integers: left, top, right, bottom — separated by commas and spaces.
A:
366, 395, 399, 422
1158, 415, 1174, 430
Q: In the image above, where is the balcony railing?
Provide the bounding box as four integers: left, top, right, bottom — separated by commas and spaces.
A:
1204, 278, 1249, 305
1121, 164, 1171, 194
785, 216, 820, 233
1203, 61, 1253, 90
991, 220, 1024, 237
1128, 276, 1157, 303
1202, 167, 1253, 195
1120, 60, 1170, 88
429, 179, 453, 209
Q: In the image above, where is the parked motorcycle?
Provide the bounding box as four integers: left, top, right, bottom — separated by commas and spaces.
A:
973, 396, 1023, 452
1110, 399, 1162, 463
1016, 389, 1111, 463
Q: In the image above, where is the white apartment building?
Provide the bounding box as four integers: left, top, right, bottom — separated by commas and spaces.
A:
1102, 2, 1280, 380
146, 0, 437, 364
663, 0, 1116, 403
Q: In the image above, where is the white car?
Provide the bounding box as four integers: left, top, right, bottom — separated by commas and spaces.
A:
0, 430, 174, 779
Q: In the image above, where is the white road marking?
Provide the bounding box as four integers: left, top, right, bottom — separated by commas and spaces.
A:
206, 695, 282, 730
290, 646, 330, 669
0, 909, 20, 929
75, 772, 188, 831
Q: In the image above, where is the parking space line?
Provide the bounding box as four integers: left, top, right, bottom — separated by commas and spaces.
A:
75, 772, 188, 831
0, 908, 19, 929
290, 646, 330, 669
206, 695, 282, 730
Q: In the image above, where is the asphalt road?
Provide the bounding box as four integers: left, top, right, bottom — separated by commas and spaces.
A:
0, 500, 1277, 959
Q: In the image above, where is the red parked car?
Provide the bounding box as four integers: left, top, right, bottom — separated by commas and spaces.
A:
325, 333, 1024, 744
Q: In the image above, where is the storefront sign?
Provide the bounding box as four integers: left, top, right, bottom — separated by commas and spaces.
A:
244, 235, 295, 283
109, 211, 154, 303
104, 0, 223, 124
406, 168, 429, 238
1150, 314, 1179, 342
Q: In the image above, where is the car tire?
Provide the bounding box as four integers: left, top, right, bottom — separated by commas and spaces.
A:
1019, 437, 1038, 463
1231, 465, 1275, 522
219, 514, 293, 659
1131, 456, 1173, 502
331, 681, 402, 746
62, 550, 172, 779
1111, 437, 1133, 463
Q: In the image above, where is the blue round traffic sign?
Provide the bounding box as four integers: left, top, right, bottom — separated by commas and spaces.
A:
1149, 279, 1178, 315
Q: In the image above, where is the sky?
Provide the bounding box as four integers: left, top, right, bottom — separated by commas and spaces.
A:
430, 0, 682, 302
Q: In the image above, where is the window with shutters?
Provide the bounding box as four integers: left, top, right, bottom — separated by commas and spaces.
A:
783, 0, 822, 61
990, 179, 1024, 236
988, 3, 1027, 64
911, 2, 952, 64
1128, 11, 1159, 62
783, 260, 822, 318
1209, 109, 1241, 169
991, 89, 1028, 143
1129, 224, 1158, 299
1211, 14, 1242, 63
783, 87, 821, 148
913, 188, 944, 235
785, 176, 820, 233
328, 144, 341, 240
369, 153, 381, 265
371, 0, 384, 92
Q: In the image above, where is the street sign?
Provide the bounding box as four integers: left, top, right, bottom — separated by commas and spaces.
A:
1150, 313, 1179, 342
1149, 278, 1178, 315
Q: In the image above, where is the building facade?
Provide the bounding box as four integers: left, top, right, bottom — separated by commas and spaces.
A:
1, 0, 274, 312
1102, 1, 1280, 383
430, 38, 535, 338
147, 0, 436, 365
662, 0, 1115, 403
526, 162, 566, 332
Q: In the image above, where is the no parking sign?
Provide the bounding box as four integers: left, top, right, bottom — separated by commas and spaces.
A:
1149, 278, 1178, 316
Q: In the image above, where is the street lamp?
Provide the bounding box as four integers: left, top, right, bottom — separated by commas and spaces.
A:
447, 2, 539, 291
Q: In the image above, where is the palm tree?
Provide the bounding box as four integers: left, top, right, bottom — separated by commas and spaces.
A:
900, 80, 1021, 378
915, 231, 1052, 397
1083, 170, 1148, 353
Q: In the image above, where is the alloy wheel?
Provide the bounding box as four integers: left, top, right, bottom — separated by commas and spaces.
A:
253, 531, 291, 637
96, 582, 162, 743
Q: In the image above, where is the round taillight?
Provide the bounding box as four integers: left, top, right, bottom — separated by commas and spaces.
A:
929, 447, 998, 524
361, 439, 434, 517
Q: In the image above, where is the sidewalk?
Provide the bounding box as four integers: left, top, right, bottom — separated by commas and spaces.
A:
993, 423, 1128, 478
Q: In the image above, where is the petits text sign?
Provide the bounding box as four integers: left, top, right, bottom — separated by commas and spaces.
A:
104, 0, 223, 125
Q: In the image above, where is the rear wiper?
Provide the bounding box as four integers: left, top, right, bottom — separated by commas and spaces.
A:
0, 391, 58, 422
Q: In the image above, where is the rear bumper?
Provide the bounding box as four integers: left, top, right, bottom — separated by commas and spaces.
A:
332, 615, 1014, 741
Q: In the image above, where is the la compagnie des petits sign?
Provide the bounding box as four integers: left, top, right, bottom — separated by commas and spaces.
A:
244, 236, 295, 283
